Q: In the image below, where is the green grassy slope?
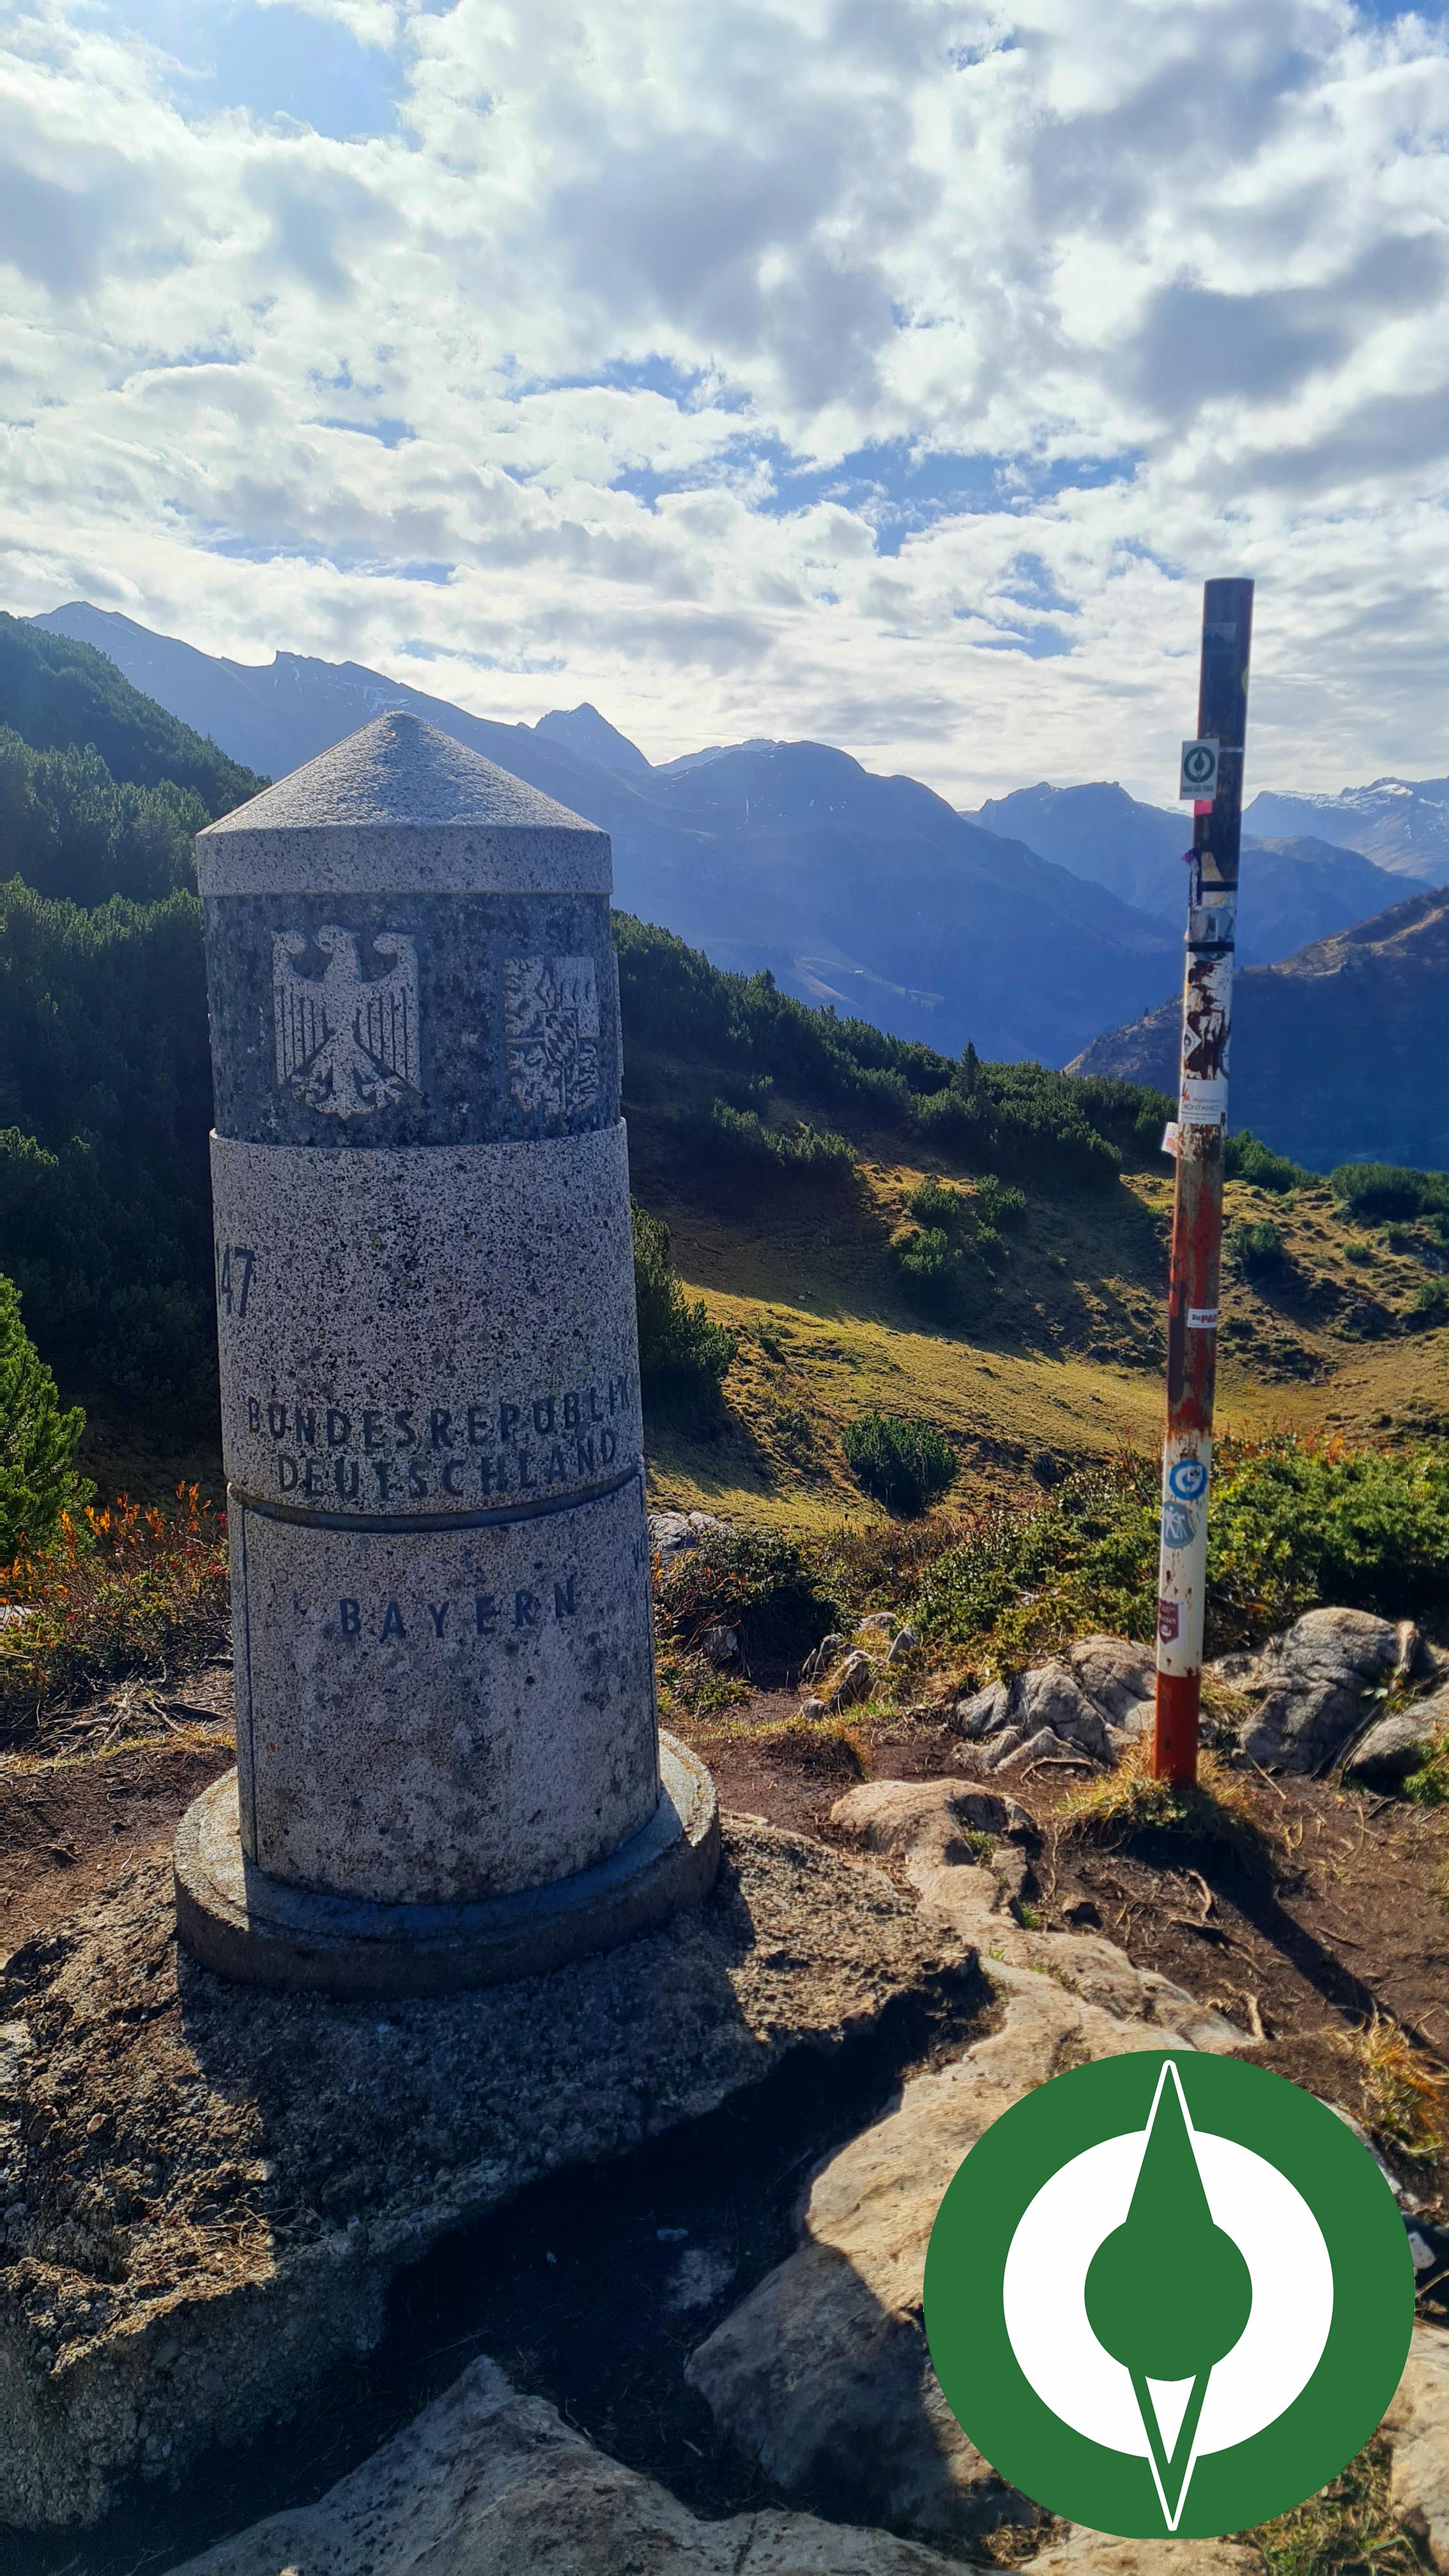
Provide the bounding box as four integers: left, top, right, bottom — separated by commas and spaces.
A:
624, 1043, 1449, 1528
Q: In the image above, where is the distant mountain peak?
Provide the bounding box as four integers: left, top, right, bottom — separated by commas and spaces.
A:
533, 703, 651, 774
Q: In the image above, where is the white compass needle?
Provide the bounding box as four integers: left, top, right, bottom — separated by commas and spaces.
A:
1085, 2063, 1252, 2525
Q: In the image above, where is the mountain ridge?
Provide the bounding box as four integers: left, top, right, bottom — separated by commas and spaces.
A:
1068, 884, 1449, 1172
26, 602, 1181, 1066
969, 778, 1422, 967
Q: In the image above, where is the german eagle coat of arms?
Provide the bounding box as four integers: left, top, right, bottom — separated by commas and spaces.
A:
273, 927, 421, 1119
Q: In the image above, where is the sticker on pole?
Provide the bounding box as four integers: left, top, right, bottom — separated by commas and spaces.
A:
1179, 739, 1220, 799
923, 2052, 1413, 2538
1167, 1457, 1209, 1502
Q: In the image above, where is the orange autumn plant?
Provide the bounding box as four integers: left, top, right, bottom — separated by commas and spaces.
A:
0, 1483, 229, 1743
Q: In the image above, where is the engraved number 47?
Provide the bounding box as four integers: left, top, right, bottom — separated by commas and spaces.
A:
219, 1245, 256, 1319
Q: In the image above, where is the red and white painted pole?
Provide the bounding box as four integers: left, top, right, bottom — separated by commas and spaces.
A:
1152, 578, 1255, 1786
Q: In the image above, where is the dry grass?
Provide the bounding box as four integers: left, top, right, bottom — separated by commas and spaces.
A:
1058, 1740, 1267, 1862
1244, 2437, 1427, 2576
0, 1485, 229, 1746
636, 1147, 1449, 1532
1333, 2012, 1447, 2170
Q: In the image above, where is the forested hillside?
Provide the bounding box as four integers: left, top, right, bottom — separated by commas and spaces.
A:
0, 648, 1443, 1496
0, 615, 264, 816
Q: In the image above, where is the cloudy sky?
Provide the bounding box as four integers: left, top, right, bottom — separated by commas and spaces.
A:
2, 0, 1448, 802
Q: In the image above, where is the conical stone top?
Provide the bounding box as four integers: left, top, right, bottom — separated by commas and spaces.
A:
197, 710, 610, 899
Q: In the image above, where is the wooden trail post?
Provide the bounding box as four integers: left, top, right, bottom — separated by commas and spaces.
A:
1151, 577, 1255, 1786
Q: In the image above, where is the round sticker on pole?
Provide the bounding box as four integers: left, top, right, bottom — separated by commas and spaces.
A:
1180, 739, 1220, 800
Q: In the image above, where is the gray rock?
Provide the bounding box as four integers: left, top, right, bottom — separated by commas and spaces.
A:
858, 1613, 895, 1637
826, 1650, 878, 1712
817, 1780, 1009, 1866
649, 1509, 730, 1565
955, 1653, 1135, 1764
160, 2354, 965, 2576
686, 1781, 1241, 2551
1239, 1608, 1421, 1772
1030, 2540, 1259, 2575
994, 1724, 1070, 1772
1340, 1700, 1433, 1782
802, 1632, 847, 1682
1013, 1661, 1113, 1761
1385, 2324, 1449, 2570
953, 1681, 1011, 1739
1346, 1694, 1449, 1788
700, 1623, 740, 1666
1067, 1634, 1157, 1726
0, 1826, 974, 2529
689, 1914, 1237, 2552
886, 1625, 919, 1665
979, 1724, 1026, 1768
829, 1779, 1239, 2053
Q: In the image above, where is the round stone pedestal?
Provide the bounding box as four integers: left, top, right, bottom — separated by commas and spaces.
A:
175, 1735, 719, 1997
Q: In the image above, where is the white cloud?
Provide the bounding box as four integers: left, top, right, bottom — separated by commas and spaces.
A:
254, 0, 405, 44
1, 0, 1448, 802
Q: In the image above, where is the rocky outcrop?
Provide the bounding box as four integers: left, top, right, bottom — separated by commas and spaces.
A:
1029, 2539, 1259, 2576
160, 2354, 968, 2576
828, 1777, 1241, 2044
0, 1825, 977, 2530
953, 1638, 1152, 1775
1229, 1609, 1429, 1772
649, 1510, 730, 1564
951, 1614, 1447, 1784
686, 1779, 1239, 2551
1346, 1689, 1449, 1789
1386, 2323, 1449, 2572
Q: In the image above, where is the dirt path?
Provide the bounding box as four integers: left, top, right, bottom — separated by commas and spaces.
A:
682, 1694, 1449, 2241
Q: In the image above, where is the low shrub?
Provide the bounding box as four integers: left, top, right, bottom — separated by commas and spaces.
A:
1228, 1218, 1287, 1282
841, 1411, 958, 1517
912, 1089, 990, 1156
912, 1434, 1449, 1666
1409, 1278, 1449, 1328
1331, 1162, 1449, 1224
813, 1510, 977, 1620
893, 1180, 1008, 1319
0, 1484, 229, 1741
631, 1203, 737, 1404
891, 1225, 962, 1319
1225, 1132, 1311, 1193
686, 1101, 857, 1181
973, 1176, 1029, 1230
654, 1524, 839, 1666
905, 1177, 967, 1231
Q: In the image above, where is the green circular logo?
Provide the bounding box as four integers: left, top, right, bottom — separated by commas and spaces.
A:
923, 2052, 1413, 2537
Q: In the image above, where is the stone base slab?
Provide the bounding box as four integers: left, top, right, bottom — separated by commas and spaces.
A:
0, 1821, 978, 2529
174, 1736, 719, 1996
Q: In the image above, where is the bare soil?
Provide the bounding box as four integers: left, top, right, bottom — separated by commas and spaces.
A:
0, 1698, 234, 1949
12, 1675, 1449, 2241
6, 1671, 1449, 2570
684, 1697, 1449, 2244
